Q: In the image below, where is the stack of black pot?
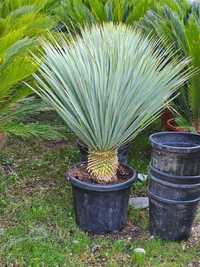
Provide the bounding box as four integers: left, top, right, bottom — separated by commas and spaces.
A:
148, 132, 200, 241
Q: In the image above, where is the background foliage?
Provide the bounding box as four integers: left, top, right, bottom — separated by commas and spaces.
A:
0, 0, 63, 139
142, 0, 200, 130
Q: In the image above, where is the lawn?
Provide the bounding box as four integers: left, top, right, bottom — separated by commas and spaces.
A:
0, 113, 199, 267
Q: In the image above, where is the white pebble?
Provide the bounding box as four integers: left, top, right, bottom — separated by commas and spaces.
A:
134, 248, 146, 254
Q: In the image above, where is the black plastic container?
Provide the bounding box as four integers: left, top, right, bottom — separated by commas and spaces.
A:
150, 132, 200, 176
67, 164, 137, 234
149, 193, 199, 241
148, 132, 200, 241
77, 141, 130, 164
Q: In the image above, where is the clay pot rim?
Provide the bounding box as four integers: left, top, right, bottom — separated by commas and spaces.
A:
167, 118, 200, 134
166, 118, 185, 132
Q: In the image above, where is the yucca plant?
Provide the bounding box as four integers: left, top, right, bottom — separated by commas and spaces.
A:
31, 23, 191, 183
142, 2, 200, 132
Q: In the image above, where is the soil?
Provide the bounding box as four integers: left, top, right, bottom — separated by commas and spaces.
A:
47, 139, 72, 149
90, 221, 144, 242
185, 223, 200, 248
67, 164, 133, 185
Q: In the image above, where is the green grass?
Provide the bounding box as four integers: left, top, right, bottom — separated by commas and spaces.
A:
0, 116, 199, 267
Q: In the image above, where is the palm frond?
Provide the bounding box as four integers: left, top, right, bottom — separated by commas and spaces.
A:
31, 23, 192, 152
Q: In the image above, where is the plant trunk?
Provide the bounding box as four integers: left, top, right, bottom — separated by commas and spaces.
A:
87, 149, 118, 183
77, 140, 130, 164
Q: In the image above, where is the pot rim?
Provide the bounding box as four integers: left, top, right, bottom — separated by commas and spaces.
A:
149, 131, 200, 153
148, 191, 200, 204
150, 173, 200, 189
150, 164, 200, 180
167, 118, 200, 134
166, 118, 185, 132
66, 164, 137, 192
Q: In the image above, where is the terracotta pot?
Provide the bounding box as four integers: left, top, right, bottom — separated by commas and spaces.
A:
166, 118, 200, 134
0, 133, 7, 150
161, 109, 174, 130
192, 122, 200, 133
166, 118, 186, 132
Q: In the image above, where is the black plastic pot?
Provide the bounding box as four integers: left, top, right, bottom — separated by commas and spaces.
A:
148, 132, 200, 241
77, 141, 130, 164
67, 164, 137, 234
149, 132, 200, 176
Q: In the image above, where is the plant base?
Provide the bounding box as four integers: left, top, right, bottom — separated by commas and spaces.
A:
77, 141, 130, 164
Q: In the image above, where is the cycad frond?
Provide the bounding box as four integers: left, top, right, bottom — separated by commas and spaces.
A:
0, 97, 50, 123
31, 23, 191, 182
0, 0, 56, 18
54, 0, 157, 32
3, 122, 64, 140
142, 4, 200, 130
0, 0, 56, 140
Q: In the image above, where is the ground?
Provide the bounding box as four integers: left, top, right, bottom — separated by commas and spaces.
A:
0, 114, 199, 267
